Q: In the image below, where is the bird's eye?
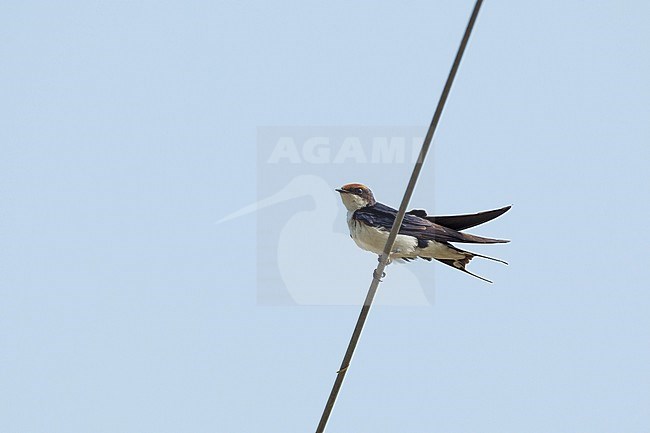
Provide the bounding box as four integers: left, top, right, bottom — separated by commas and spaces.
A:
355, 188, 363, 194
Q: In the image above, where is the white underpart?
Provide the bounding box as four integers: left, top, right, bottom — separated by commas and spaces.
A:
346, 210, 465, 261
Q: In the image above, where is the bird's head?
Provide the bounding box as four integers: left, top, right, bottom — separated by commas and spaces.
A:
336, 183, 376, 211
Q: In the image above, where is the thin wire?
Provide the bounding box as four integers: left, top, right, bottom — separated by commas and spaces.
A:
315, 1, 484, 431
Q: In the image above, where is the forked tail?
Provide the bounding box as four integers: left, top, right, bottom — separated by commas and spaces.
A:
433, 247, 507, 283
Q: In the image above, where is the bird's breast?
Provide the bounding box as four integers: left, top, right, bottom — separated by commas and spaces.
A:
347, 213, 418, 256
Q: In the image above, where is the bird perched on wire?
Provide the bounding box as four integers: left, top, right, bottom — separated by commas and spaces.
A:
336, 183, 510, 282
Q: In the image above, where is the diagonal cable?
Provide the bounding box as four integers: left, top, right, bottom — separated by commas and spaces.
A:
315, 1, 485, 431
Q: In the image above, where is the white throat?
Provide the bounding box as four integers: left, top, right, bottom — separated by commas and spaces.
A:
339, 193, 369, 212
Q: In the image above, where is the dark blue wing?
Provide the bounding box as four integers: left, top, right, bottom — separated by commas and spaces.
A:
353, 203, 508, 244
406, 206, 511, 231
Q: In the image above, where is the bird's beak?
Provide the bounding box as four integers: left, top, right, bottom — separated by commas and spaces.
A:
335, 188, 349, 194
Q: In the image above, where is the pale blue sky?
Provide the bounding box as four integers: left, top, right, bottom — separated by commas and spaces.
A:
2, 1, 649, 432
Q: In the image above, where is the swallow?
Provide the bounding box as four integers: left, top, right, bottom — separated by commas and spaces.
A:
336, 183, 510, 283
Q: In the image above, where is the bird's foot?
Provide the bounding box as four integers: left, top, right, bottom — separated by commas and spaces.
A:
373, 269, 386, 281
